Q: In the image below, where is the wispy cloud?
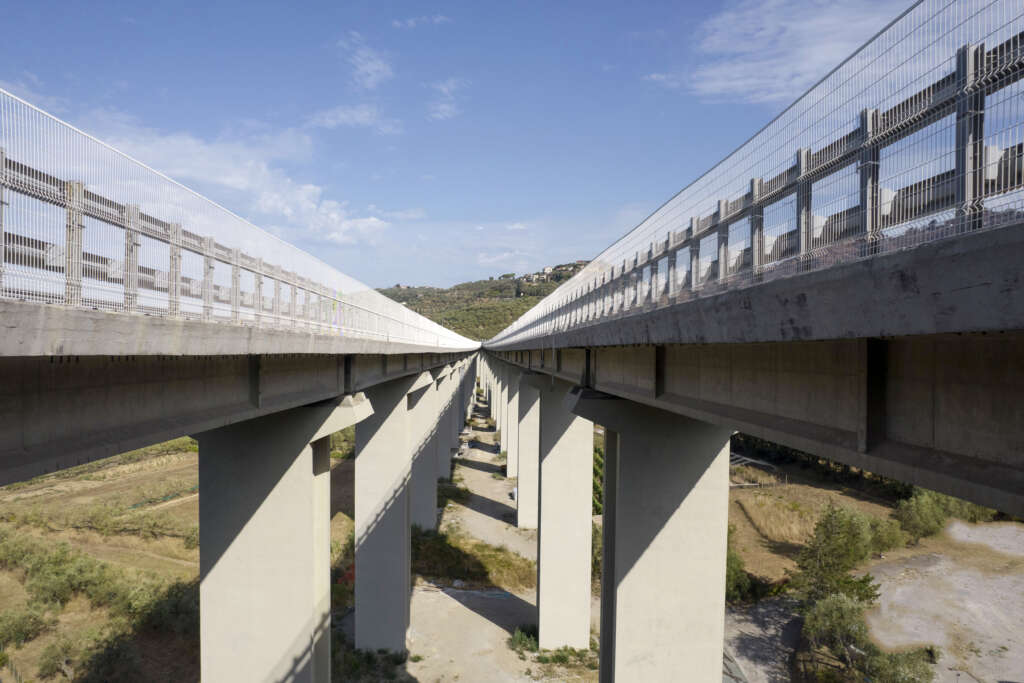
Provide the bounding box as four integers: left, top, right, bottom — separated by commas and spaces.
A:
392, 15, 450, 29
476, 250, 518, 266
308, 103, 402, 135
428, 77, 469, 120
0, 72, 68, 113
340, 32, 394, 90
77, 108, 390, 246
505, 222, 527, 231
645, 0, 906, 103
368, 205, 427, 221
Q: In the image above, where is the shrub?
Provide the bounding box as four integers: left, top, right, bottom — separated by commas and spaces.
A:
508, 625, 538, 654
591, 522, 602, 585
183, 526, 199, 549
592, 446, 604, 515
725, 525, 752, 603
803, 593, 870, 668
0, 606, 53, 648
895, 488, 997, 542
38, 635, 78, 679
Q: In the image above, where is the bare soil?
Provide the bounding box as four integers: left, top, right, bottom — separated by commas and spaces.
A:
865, 521, 1024, 682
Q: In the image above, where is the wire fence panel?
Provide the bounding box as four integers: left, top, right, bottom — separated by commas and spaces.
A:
0, 90, 476, 351
487, 0, 1024, 348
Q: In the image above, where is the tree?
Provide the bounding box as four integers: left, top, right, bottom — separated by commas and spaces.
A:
790, 503, 879, 607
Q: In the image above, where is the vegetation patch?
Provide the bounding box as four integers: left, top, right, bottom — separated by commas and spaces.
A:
789, 504, 936, 682
412, 527, 535, 591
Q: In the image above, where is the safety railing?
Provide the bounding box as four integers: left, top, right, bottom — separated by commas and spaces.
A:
487, 0, 1024, 348
0, 90, 477, 351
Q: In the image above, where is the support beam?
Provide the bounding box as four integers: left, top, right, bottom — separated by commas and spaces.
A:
355, 375, 421, 652
197, 394, 371, 683
568, 388, 731, 681
531, 375, 592, 649
506, 370, 520, 478
409, 372, 439, 530
516, 378, 540, 530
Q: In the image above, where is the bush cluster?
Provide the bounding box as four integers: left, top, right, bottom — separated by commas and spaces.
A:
791, 505, 935, 682
894, 489, 996, 542
0, 526, 199, 677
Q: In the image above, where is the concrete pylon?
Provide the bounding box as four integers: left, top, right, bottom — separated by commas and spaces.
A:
409, 371, 440, 530
506, 370, 520, 478
436, 369, 455, 481
528, 374, 593, 649
568, 388, 732, 682
516, 377, 540, 530
356, 372, 431, 652
197, 393, 372, 683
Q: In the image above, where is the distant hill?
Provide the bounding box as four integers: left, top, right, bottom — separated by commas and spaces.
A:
379, 262, 587, 341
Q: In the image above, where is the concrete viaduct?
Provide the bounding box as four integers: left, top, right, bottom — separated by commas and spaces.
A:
3, 1, 1024, 681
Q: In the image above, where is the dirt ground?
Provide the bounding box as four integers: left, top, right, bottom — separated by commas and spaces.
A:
443, 425, 538, 561
865, 521, 1024, 682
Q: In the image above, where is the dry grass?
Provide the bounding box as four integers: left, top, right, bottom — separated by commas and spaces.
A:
728, 480, 897, 582
413, 524, 536, 592
731, 464, 779, 486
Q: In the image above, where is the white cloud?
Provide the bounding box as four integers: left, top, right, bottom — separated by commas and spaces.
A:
367, 205, 427, 221
646, 0, 907, 103
476, 251, 517, 265
392, 15, 450, 29
428, 77, 469, 121
308, 103, 402, 135
340, 32, 394, 90
77, 108, 390, 247
505, 222, 527, 231
0, 72, 68, 113
428, 101, 460, 120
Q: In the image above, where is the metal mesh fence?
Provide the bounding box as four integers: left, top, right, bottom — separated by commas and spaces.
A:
487, 0, 1024, 348
0, 90, 476, 351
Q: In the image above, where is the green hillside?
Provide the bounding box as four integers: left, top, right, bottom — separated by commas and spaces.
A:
379, 268, 585, 341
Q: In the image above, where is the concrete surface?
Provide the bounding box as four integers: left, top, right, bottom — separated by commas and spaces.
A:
572, 390, 732, 681
535, 377, 593, 650
197, 397, 370, 682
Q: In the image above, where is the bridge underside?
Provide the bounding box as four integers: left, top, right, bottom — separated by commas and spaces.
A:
487, 330, 1024, 518
0, 341, 469, 485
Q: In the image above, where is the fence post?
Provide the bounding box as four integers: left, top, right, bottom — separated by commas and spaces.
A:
273, 275, 281, 326
750, 178, 764, 279
169, 223, 182, 317
0, 147, 7, 293
859, 109, 881, 251
796, 149, 812, 256
955, 42, 986, 233
254, 258, 264, 327
202, 237, 214, 321
231, 248, 240, 323
717, 220, 729, 283
64, 181, 85, 307
689, 240, 700, 292
123, 205, 140, 312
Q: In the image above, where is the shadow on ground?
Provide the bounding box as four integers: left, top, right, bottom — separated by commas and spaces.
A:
73, 580, 200, 682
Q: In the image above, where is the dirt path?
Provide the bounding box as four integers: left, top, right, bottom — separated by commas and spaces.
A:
397, 398, 555, 681
443, 429, 538, 561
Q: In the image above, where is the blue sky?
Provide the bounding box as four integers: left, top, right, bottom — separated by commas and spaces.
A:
0, 0, 909, 287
